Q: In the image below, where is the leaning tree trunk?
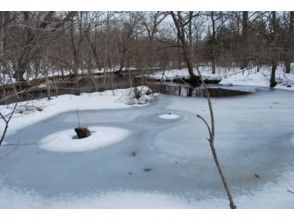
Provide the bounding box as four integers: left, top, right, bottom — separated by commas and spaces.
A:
170, 12, 201, 97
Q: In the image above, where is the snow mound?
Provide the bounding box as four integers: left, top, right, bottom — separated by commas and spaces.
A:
119, 86, 159, 105
158, 113, 180, 119
39, 126, 130, 153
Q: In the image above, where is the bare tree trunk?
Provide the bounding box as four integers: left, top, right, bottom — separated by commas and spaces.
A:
0, 12, 9, 75
284, 11, 294, 73
240, 11, 249, 69
270, 60, 277, 87
210, 12, 216, 74
70, 21, 79, 76
170, 12, 201, 97
86, 30, 102, 71
270, 11, 278, 88
170, 12, 194, 78
177, 38, 182, 69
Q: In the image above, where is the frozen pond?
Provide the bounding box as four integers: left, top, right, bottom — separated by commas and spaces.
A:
1, 86, 294, 208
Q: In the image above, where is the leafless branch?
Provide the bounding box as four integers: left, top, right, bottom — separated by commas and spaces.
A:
0, 103, 17, 146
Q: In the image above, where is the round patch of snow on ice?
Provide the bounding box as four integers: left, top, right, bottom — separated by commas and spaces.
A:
39, 126, 130, 153
158, 113, 181, 120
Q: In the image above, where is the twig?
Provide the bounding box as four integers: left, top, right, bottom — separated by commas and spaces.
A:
195, 66, 237, 209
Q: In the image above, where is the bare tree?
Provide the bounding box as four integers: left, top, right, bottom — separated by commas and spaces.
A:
9, 11, 76, 81
141, 12, 167, 67
170, 11, 201, 96
84, 12, 105, 72
0, 103, 17, 146
209, 11, 217, 74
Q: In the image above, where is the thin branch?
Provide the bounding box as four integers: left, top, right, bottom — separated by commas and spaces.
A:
194, 65, 236, 209
196, 114, 212, 137
0, 103, 17, 146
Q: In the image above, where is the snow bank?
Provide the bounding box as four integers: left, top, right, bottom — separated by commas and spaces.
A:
0, 87, 156, 137
40, 126, 130, 153
220, 66, 294, 90
151, 65, 294, 90
158, 113, 181, 120
151, 66, 225, 81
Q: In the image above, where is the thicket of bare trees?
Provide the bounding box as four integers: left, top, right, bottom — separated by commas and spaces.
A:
0, 11, 293, 87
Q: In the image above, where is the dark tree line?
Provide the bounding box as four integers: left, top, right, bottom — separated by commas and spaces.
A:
0, 11, 293, 87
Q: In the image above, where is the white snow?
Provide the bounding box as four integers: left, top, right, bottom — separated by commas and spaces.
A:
118, 86, 159, 105
158, 113, 180, 120
39, 126, 131, 153
0, 86, 155, 137
151, 65, 294, 90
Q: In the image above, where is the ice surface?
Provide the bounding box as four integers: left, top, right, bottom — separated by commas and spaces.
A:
40, 127, 130, 153
0, 188, 192, 208
0, 87, 294, 208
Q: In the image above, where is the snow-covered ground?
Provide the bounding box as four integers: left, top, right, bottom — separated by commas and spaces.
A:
151, 65, 294, 90
0, 86, 157, 137
0, 86, 294, 208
